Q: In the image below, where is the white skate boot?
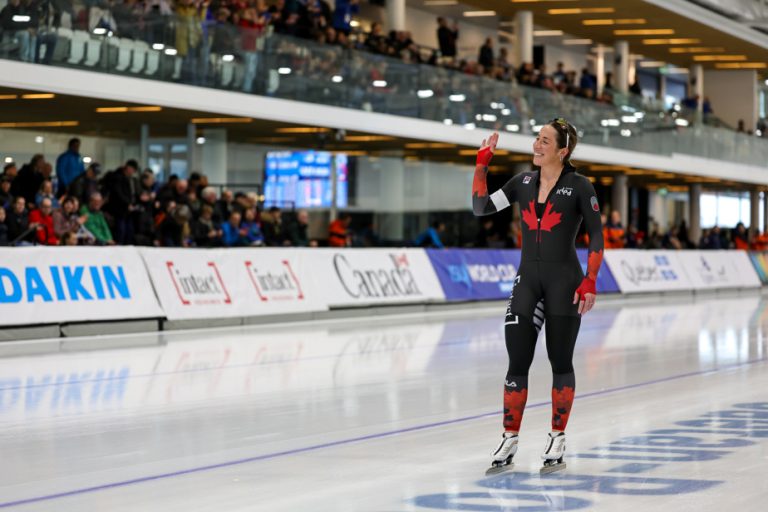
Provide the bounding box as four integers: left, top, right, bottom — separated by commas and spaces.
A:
540, 431, 566, 474
486, 432, 518, 475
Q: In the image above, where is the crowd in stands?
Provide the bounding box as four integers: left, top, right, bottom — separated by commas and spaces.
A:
0, 138, 318, 247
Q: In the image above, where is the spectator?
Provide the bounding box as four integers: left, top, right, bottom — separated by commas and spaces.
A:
102, 160, 139, 244
0, 206, 8, 246
0, 0, 34, 62
478, 37, 494, 71
29, 197, 58, 245
604, 210, 625, 249
80, 192, 114, 245
436, 16, 458, 60
414, 221, 445, 248
262, 206, 285, 246
328, 212, 351, 247
60, 231, 78, 246
732, 222, 749, 249
175, 0, 206, 84
11, 154, 47, 206
55, 138, 85, 196
241, 207, 265, 246
221, 210, 245, 246
0, 175, 13, 209
736, 119, 746, 133
158, 204, 191, 247
3, 163, 17, 180
331, 0, 358, 35
553, 62, 567, 84
68, 162, 102, 206
475, 218, 497, 248
158, 177, 189, 206
191, 204, 222, 247
5, 196, 33, 245
286, 208, 309, 246
216, 189, 234, 221
199, 186, 224, 223
133, 186, 157, 246
53, 196, 86, 239
35, 179, 60, 210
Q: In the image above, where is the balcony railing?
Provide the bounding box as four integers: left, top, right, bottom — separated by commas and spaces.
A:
2, 16, 767, 168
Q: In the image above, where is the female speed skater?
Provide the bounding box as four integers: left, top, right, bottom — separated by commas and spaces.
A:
471, 119, 604, 474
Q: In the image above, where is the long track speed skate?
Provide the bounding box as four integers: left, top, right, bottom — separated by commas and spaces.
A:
485, 432, 518, 476
540, 431, 566, 474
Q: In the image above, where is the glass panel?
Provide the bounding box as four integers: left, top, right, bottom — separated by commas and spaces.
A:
3, 15, 767, 168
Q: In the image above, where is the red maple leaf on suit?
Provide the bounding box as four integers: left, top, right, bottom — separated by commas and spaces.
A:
522, 201, 562, 237
587, 249, 603, 280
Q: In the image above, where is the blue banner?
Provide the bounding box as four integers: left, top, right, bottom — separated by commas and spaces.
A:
426, 249, 521, 301
427, 249, 620, 301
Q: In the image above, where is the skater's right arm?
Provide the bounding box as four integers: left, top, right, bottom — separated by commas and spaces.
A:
472, 132, 518, 216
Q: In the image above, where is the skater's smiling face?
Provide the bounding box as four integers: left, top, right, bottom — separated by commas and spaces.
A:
532, 125, 567, 168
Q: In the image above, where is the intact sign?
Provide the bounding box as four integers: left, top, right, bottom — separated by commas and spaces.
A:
0, 247, 162, 326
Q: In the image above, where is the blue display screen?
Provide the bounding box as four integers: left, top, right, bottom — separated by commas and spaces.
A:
264, 151, 348, 208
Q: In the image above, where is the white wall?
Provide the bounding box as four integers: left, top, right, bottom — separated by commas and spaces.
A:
355, 155, 471, 212
0, 128, 134, 172
704, 70, 759, 130
543, 44, 591, 75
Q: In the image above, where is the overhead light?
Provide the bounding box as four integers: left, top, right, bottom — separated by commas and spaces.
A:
275, 127, 329, 133
675, 119, 689, 127
614, 29, 675, 36
372, 80, 387, 87
643, 38, 701, 45
83, 156, 93, 164
443, 119, 454, 125
417, 89, 434, 98
93, 27, 107, 35
191, 117, 252, 124
34, 136, 44, 143
0, 121, 78, 128
343, 135, 395, 142
482, 114, 497, 122
693, 55, 748, 62
404, 143, 457, 149
638, 61, 666, 67
222, 54, 235, 62
532, 125, 544, 132
501, 109, 511, 115
22, 93, 55, 99
196, 137, 206, 144
512, 0, 579, 2
278, 67, 292, 75
463, 11, 496, 17
449, 94, 466, 102
620, 129, 632, 137
164, 48, 178, 56
506, 124, 520, 132
715, 62, 767, 69
350, 20, 360, 28
4, 157, 13, 163
12, 15, 31, 22
534, 30, 564, 36
669, 47, 725, 54
96, 106, 162, 113
332, 75, 343, 83
549, 8, 615, 15
424, 0, 458, 4
600, 119, 621, 127
0, 94, 18, 100
666, 67, 689, 74
564, 39, 592, 45
583, 19, 646, 26
464, 123, 477, 130
621, 116, 638, 123
152, 43, 165, 50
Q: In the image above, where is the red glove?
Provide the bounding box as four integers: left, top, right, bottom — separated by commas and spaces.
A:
574, 277, 596, 301
476, 146, 494, 167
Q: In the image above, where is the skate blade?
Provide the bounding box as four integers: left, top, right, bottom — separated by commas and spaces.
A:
540, 461, 566, 475
485, 463, 514, 476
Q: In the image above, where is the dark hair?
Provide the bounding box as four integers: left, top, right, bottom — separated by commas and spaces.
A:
548, 118, 578, 165
3, 163, 15, 172
125, 159, 140, 171
68, 138, 80, 149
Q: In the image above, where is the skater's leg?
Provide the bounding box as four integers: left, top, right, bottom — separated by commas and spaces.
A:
503, 314, 538, 433
544, 315, 580, 431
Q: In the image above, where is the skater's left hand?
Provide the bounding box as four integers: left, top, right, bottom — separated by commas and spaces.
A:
573, 277, 596, 315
